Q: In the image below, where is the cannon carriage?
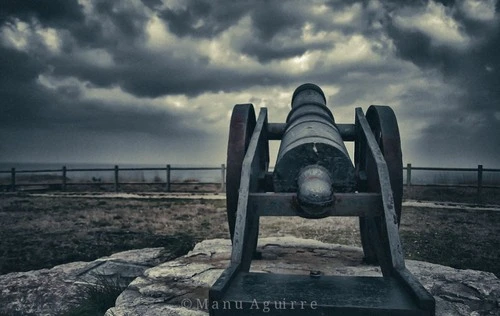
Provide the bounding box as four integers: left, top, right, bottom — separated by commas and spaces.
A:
210, 84, 435, 315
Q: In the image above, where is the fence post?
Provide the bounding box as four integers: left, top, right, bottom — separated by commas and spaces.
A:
166, 164, 171, 192
477, 164, 483, 203
11, 168, 16, 192
114, 165, 119, 192
406, 163, 412, 187
62, 166, 67, 191
220, 164, 226, 192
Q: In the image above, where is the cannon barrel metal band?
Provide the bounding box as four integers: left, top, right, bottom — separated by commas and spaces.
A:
273, 83, 355, 217
267, 123, 356, 141
286, 101, 334, 123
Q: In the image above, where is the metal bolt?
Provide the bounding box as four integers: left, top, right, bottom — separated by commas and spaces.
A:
309, 270, 322, 278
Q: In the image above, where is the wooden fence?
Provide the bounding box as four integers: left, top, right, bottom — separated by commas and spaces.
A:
1, 164, 500, 197
403, 164, 500, 201
1, 164, 226, 193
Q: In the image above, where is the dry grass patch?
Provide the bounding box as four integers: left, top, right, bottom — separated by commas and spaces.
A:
0, 193, 499, 278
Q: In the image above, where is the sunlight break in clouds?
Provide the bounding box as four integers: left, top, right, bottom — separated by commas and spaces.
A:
1, 19, 61, 53
393, 1, 470, 49
0, 19, 31, 51
459, 0, 497, 21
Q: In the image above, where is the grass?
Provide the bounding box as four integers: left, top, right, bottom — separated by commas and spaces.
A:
0, 188, 499, 315
399, 206, 500, 275
0, 196, 220, 275
404, 185, 500, 205
1, 191, 499, 278
64, 274, 127, 316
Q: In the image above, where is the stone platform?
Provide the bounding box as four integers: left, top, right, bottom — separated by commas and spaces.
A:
106, 237, 500, 316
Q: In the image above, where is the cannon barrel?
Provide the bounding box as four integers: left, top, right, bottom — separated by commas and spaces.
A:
273, 83, 355, 217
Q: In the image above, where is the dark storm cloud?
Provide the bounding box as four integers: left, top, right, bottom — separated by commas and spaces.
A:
0, 46, 45, 83
414, 113, 500, 167
140, 0, 164, 10
63, 101, 203, 138
158, 0, 305, 42
73, 3, 150, 50
240, 41, 333, 63
0, 0, 386, 99
387, 24, 450, 69
0, 0, 285, 161
1, 0, 147, 52
48, 47, 288, 98
93, 1, 148, 38
1, 0, 499, 166
249, 2, 303, 42
159, 0, 324, 63
0, 0, 84, 25
0, 0, 289, 99
0, 11, 206, 164
159, 0, 251, 38
0, 47, 202, 138
383, 0, 500, 165
0, 47, 50, 128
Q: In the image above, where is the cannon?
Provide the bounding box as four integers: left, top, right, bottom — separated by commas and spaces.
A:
211, 84, 435, 315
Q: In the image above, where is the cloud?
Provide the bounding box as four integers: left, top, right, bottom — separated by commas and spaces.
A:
0, 0, 84, 25
159, 0, 251, 38
0, 0, 499, 166
392, 1, 470, 49
385, 0, 500, 166
459, 0, 497, 21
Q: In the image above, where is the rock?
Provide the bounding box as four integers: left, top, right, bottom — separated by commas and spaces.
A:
0, 246, 192, 316
106, 237, 500, 316
1, 237, 498, 315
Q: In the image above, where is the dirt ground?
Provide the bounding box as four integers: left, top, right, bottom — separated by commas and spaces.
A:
0, 189, 499, 278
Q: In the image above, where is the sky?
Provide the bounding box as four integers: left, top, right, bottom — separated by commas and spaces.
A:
0, 0, 499, 167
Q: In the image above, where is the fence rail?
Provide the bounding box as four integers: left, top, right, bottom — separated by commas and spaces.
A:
404, 164, 500, 186
2, 164, 500, 198
0, 164, 226, 193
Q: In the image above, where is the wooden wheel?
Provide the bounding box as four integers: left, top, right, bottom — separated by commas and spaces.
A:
226, 104, 256, 242
359, 105, 403, 263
